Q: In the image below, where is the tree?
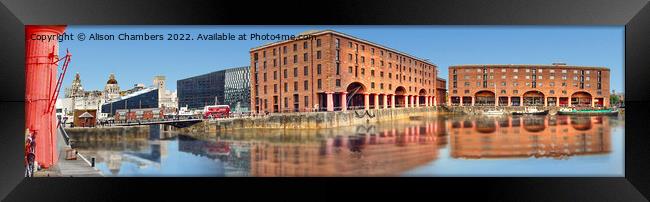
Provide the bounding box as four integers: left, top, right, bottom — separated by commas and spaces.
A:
610, 94, 620, 106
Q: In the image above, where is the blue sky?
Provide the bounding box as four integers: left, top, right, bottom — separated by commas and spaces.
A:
59, 26, 624, 94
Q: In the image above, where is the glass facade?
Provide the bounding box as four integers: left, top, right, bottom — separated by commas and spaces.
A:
101, 88, 159, 115
224, 66, 251, 112
177, 70, 226, 110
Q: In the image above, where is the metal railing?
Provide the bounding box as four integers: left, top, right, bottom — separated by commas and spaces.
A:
59, 123, 70, 146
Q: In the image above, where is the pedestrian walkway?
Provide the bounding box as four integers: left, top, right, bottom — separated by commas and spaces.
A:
36, 127, 103, 177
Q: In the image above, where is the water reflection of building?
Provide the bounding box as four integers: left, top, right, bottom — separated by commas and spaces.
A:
178, 135, 251, 176
449, 116, 611, 159
72, 127, 167, 176
175, 120, 448, 176
248, 121, 447, 176
107, 154, 122, 175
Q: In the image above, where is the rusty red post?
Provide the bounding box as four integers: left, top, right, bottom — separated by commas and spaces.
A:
25, 25, 66, 168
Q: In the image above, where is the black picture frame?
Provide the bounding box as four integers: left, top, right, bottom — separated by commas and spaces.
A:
0, 0, 648, 201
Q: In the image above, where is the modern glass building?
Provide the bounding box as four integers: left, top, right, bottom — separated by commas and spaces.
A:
177, 70, 226, 109
224, 66, 251, 112
101, 88, 159, 115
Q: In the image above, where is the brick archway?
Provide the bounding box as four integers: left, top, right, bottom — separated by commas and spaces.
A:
571, 91, 592, 107
474, 90, 495, 106
394, 86, 407, 107
523, 90, 545, 106
346, 82, 367, 110
418, 89, 428, 106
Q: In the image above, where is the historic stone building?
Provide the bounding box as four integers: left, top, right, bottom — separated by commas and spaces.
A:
250, 30, 444, 114
104, 73, 121, 101
153, 75, 177, 109
448, 63, 610, 107
64, 72, 85, 98
61, 73, 108, 121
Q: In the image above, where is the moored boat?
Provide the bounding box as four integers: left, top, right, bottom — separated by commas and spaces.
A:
557, 108, 619, 116
512, 107, 549, 115
483, 109, 506, 116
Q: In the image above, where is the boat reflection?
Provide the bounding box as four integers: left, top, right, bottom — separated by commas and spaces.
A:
449, 115, 611, 159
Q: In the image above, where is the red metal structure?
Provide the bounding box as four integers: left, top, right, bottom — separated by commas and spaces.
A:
25, 25, 69, 168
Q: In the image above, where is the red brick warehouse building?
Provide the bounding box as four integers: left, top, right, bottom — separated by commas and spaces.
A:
448, 63, 610, 107
250, 30, 446, 114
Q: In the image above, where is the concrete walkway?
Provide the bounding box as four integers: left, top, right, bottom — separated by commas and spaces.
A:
52, 155, 103, 177
36, 127, 103, 177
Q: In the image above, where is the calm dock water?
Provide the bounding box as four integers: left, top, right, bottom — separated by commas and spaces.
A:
71, 114, 624, 177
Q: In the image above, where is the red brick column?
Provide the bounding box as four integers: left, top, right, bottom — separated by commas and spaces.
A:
412, 95, 417, 107
383, 94, 389, 109
326, 92, 334, 111
404, 95, 410, 108
374, 94, 380, 109
432, 96, 436, 106
364, 93, 370, 110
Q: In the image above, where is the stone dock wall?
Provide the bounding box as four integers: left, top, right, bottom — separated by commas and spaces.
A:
179, 106, 452, 133
65, 125, 150, 142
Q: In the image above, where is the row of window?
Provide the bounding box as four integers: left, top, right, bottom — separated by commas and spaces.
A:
345, 39, 434, 69
457, 75, 600, 81
451, 89, 603, 95
255, 64, 436, 88
257, 79, 434, 96
256, 39, 323, 58
257, 51, 324, 69
345, 53, 433, 73
458, 81, 599, 88
256, 57, 434, 79
256, 95, 311, 112
452, 68, 601, 74
253, 35, 435, 73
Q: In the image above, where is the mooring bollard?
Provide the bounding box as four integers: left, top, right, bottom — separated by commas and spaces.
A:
91, 157, 95, 167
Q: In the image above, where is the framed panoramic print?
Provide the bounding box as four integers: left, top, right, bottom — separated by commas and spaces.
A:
0, 0, 648, 201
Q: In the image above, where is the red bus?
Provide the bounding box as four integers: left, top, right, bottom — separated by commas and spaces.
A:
203, 105, 230, 119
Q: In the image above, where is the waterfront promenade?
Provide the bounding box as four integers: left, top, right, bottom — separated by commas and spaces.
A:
35, 126, 103, 177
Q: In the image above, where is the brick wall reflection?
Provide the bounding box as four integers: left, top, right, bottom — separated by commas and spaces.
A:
248, 121, 447, 176
449, 116, 611, 159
